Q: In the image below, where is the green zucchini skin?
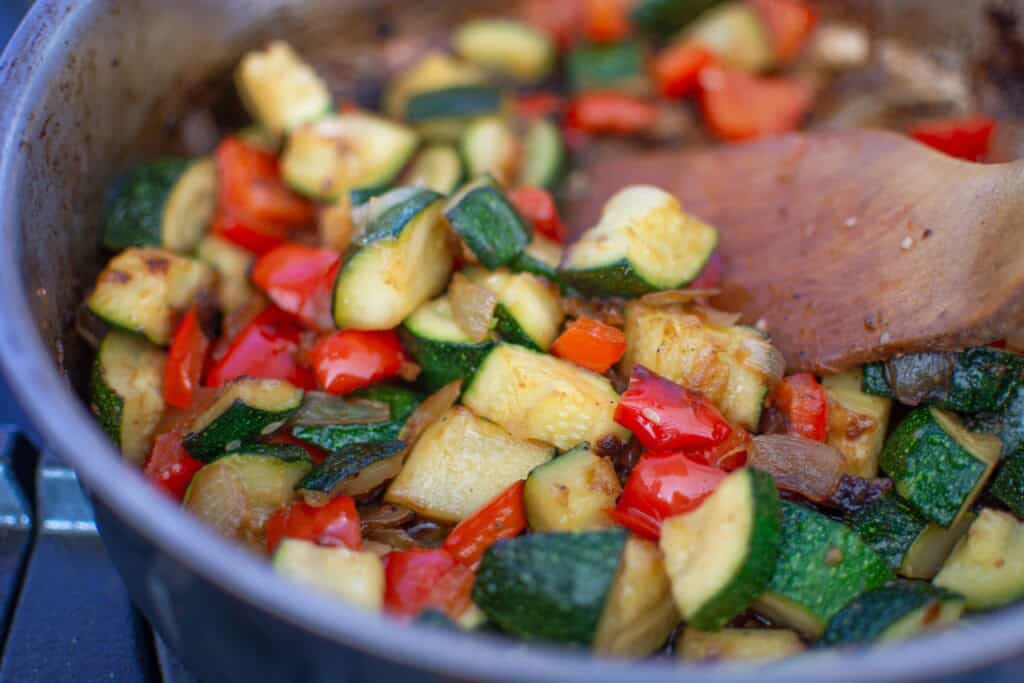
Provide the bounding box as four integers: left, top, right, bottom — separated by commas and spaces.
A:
880, 408, 996, 527
349, 186, 391, 207
631, 0, 725, 36
104, 159, 190, 250
291, 385, 421, 452
445, 183, 531, 269
400, 329, 494, 392
352, 384, 423, 422
296, 439, 406, 494
558, 260, 662, 298
225, 443, 312, 463
183, 382, 303, 462
965, 384, 1024, 457
90, 357, 124, 448
404, 86, 503, 123
861, 362, 895, 398
473, 529, 628, 645
568, 41, 646, 93
849, 493, 928, 571
992, 448, 1024, 518
511, 250, 558, 281
822, 581, 964, 646
758, 502, 892, 637
493, 305, 540, 351
356, 190, 445, 246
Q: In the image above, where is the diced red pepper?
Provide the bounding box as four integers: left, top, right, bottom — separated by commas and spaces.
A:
583, 0, 631, 43
205, 306, 315, 389
772, 372, 828, 442
612, 451, 727, 539
265, 496, 362, 554
507, 186, 569, 243
212, 209, 289, 254
144, 431, 203, 501
749, 0, 817, 64
266, 433, 328, 464
522, 0, 583, 49
384, 548, 475, 620
163, 305, 210, 410
910, 116, 996, 162
443, 480, 527, 569
653, 41, 716, 98
615, 365, 734, 452
688, 425, 751, 471
252, 243, 340, 330
516, 92, 566, 120
565, 92, 659, 136
991, 339, 1008, 349
310, 330, 406, 395
689, 251, 725, 290
551, 317, 626, 374
699, 66, 812, 141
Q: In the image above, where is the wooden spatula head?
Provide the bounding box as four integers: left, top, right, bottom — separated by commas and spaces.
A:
565, 129, 1024, 373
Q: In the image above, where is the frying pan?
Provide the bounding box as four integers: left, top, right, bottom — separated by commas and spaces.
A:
1, 1, 1023, 681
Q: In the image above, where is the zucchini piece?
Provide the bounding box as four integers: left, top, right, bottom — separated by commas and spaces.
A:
518, 118, 565, 191
236, 125, 279, 152
104, 158, 216, 252
861, 362, 895, 398
296, 440, 405, 495
473, 528, 628, 645
402, 144, 464, 195
880, 407, 1000, 527
659, 468, 781, 630
86, 248, 213, 346
683, 2, 775, 72
463, 344, 630, 450
235, 41, 331, 134
384, 407, 553, 523
460, 116, 520, 185
511, 234, 563, 281
631, 0, 726, 37
184, 452, 312, 549
333, 189, 454, 329
823, 581, 964, 646
464, 266, 564, 351
401, 296, 495, 391
523, 443, 621, 532
568, 41, 647, 94
755, 501, 893, 638
934, 508, 1024, 610
445, 178, 531, 269
621, 302, 777, 431
226, 443, 313, 462
404, 85, 504, 124
281, 113, 418, 201
966, 384, 1024, 458
850, 493, 974, 579
593, 537, 679, 657
183, 378, 304, 461
452, 19, 555, 82
89, 332, 167, 464
560, 186, 718, 297
291, 385, 420, 454
196, 235, 257, 313
384, 51, 486, 120
273, 539, 384, 612
678, 627, 805, 663
992, 448, 1024, 517
352, 384, 423, 421
822, 369, 892, 478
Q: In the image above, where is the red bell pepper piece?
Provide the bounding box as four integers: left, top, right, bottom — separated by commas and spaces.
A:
688, 425, 751, 471
265, 496, 362, 554
144, 431, 204, 501
310, 330, 405, 395
653, 41, 716, 98
212, 209, 288, 254
163, 305, 210, 409
266, 433, 328, 464
583, 0, 631, 43
772, 372, 828, 442
699, 66, 812, 141
507, 186, 569, 243
612, 451, 727, 539
205, 306, 315, 389
565, 92, 659, 136
910, 116, 996, 162
689, 251, 725, 290
551, 317, 626, 374
749, 0, 817, 64
522, 0, 583, 50
516, 92, 566, 120
252, 243, 340, 330
615, 365, 733, 452
384, 548, 475, 620
443, 480, 527, 568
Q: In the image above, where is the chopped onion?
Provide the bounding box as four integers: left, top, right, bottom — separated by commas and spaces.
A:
449, 273, 496, 343
183, 463, 248, 539
638, 289, 721, 308
400, 380, 461, 449
693, 302, 742, 328
291, 392, 391, 427
359, 502, 416, 530
399, 359, 422, 382
885, 352, 954, 406
749, 434, 844, 503
740, 335, 786, 387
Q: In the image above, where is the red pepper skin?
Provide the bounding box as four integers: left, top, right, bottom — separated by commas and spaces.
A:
205, 306, 315, 389
565, 92, 658, 136
583, 0, 631, 43
688, 426, 751, 471
443, 481, 527, 568
517, 92, 566, 120
773, 372, 828, 442
212, 209, 288, 254
265, 496, 362, 554
910, 116, 996, 162
164, 305, 210, 409
507, 186, 569, 243
699, 66, 812, 141
612, 451, 727, 539
310, 330, 405, 395
252, 243, 340, 330
144, 431, 204, 500
615, 366, 734, 452
384, 549, 475, 620
653, 42, 716, 98
749, 0, 817, 64
550, 317, 626, 374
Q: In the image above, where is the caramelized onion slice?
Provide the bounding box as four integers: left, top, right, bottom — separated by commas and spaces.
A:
749, 434, 844, 503
449, 273, 496, 343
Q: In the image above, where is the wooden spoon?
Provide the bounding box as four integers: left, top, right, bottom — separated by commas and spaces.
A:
564, 129, 1024, 374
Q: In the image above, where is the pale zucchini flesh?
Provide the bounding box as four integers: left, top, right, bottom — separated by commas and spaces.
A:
385, 51, 486, 120
523, 444, 621, 532
162, 158, 217, 253
196, 235, 257, 313
235, 41, 331, 134
679, 627, 805, 663
460, 116, 520, 185
464, 267, 564, 351
403, 144, 464, 195
273, 539, 385, 612
823, 369, 892, 478
902, 512, 976, 580
934, 508, 1024, 610
452, 19, 555, 81
683, 2, 775, 72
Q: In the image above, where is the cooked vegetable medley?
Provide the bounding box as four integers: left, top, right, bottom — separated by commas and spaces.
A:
82, 0, 1024, 665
